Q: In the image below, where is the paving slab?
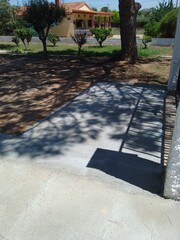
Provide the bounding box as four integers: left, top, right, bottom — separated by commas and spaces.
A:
0, 83, 166, 192
0, 83, 165, 168
1, 83, 179, 240
0, 161, 180, 240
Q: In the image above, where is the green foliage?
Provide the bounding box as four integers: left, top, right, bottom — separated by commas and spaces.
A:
144, 35, 152, 42
142, 35, 152, 49
111, 10, 120, 28
91, 28, 112, 47
25, 28, 35, 44
48, 33, 60, 46
137, 9, 151, 28
91, 7, 97, 11
144, 20, 160, 37
158, 8, 178, 37
151, 0, 173, 22
15, 28, 34, 49
0, 42, 171, 58
24, 0, 66, 55
0, 0, 15, 35
144, 0, 176, 37
101, 6, 110, 12
0, 0, 27, 35
71, 32, 87, 55
12, 36, 20, 46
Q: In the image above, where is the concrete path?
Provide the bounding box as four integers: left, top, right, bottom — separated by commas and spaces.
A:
1, 83, 180, 240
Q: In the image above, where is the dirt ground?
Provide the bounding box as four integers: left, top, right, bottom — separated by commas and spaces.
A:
0, 54, 171, 135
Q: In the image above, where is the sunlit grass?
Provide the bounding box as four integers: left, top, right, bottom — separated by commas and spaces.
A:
138, 46, 172, 57
0, 42, 172, 58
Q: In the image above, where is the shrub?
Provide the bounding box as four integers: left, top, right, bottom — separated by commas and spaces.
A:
48, 34, 60, 46
91, 28, 112, 47
12, 36, 20, 46
25, 28, 35, 45
142, 35, 152, 49
15, 28, 34, 49
71, 32, 87, 55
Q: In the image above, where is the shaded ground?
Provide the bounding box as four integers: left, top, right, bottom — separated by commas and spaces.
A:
0, 54, 171, 134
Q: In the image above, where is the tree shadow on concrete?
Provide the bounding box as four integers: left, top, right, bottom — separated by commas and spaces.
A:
0, 81, 166, 194
0, 55, 168, 194
86, 84, 166, 195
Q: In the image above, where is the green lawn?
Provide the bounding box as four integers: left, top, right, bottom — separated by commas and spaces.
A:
0, 42, 172, 58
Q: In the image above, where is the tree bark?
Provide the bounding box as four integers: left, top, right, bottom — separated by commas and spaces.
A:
119, 0, 141, 63
39, 30, 48, 59
164, 103, 180, 200
42, 39, 48, 58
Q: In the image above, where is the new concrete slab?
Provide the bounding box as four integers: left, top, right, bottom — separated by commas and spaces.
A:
0, 161, 180, 240
0, 83, 165, 169
1, 83, 179, 240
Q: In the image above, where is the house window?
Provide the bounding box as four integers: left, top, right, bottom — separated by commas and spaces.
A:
88, 20, 92, 28
76, 19, 83, 28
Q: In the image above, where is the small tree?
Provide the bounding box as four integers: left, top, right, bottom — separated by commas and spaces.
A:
101, 6, 110, 12
0, 0, 15, 35
48, 33, 60, 46
158, 8, 178, 38
15, 28, 34, 50
24, 0, 66, 56
111, 10, 120, 28
71, 32, 87, 55
142, 35, 152, 49
12, 36, 20, 46
144, 0, 175, 37
91, 28, 112, 47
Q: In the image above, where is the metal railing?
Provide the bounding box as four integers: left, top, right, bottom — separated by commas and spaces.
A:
74, 29, 92, 36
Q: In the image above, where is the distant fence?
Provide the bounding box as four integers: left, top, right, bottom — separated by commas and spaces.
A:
0, 36, 41, 43
151, 38, 175, 46
74, 29, 92, 37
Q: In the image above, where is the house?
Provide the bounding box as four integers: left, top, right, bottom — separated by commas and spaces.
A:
50, 1, 114, 37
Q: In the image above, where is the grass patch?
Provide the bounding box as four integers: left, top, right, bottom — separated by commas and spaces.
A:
0, 43, 17, 51
0, 42, 172, 58
138, 46, 172, 57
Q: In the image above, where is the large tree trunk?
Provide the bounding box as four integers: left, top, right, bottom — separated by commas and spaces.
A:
119, 0, 141, 63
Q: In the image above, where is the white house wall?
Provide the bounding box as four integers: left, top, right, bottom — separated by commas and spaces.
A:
79, 5, 91, 11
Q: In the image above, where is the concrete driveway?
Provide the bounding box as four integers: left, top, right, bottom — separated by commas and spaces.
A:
1, 83, 180, 240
